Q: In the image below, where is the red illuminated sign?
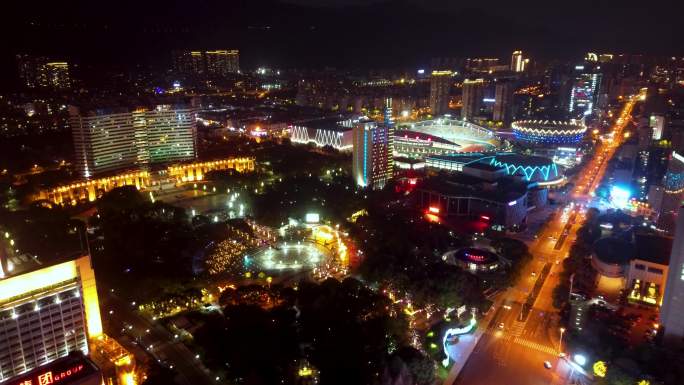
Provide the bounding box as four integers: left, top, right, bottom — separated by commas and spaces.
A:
465, 253, 486, 262
14, 365, 84, 385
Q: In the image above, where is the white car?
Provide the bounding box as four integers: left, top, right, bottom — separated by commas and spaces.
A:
544, 361, 552, 369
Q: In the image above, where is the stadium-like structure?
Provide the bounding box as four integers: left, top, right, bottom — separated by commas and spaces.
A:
511, 119, 587, 145
394, 118, 500, 157
289, 117, 355, 150
426, 152, 564, 185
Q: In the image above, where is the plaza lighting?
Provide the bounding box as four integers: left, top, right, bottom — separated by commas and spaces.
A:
593, 361, 607, 378
442, 317, 477, 367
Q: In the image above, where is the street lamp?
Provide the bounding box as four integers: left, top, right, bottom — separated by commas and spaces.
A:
559, 327, 566, 356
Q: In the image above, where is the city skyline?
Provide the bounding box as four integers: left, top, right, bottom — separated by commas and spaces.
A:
2, 2, 684, 385
1, 0, 682, 87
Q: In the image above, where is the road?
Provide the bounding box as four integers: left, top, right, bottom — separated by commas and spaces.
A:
453, 94, 642, 385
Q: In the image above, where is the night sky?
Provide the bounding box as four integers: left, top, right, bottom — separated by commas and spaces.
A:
2, 0, 683, 73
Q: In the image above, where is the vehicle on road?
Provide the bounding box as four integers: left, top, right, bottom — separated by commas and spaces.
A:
498, 322, 505, 330
544, 361, 552, 369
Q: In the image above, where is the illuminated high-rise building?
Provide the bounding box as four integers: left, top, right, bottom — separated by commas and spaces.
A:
569, 67, 602, 116
0, 248, 103, 382
70, 105, 197, 178
511, 50, 524, 72
383, 97, 394, 127
205, 50, 240, 76
143, 105, 198, 164
661, 205, 684, 345
429, 71, 452, 116
16, 55, 71, 89
352, 121, 393, 190
493, 81, 514, 126
173, 50, 239, 77
461, 79, 485, 121
653, 151, 684, 233
189, 51, 205, 75
42, 62, 71, 89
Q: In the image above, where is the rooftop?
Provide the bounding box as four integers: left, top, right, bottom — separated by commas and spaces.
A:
453, 247, 500, 265
492, 153, 556, 168
593, 237, 633, 265
634, 233, 672, 266
418, 174, 527, 204
395, 130, 459, 146
297, 116, 355, 131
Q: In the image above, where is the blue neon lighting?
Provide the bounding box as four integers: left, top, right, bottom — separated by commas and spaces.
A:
512, 130, 585, 144
489, 158, 559, 181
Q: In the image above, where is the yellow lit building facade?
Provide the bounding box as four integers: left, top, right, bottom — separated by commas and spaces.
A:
36, 171, 151, 205
0, 254, 103, 382
167, 157, 255, 183
34, 157, 255, 205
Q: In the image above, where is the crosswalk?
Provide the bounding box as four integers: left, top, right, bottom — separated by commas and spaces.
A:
484, 322, 558, 356
512, 337, 558, 355
508, 321, 526, 337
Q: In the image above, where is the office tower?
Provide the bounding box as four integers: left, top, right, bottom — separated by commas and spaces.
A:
173, 50, 239, 77
461, 79, 485, 121
429, 71, 452, 117
511, 50, 524, 72
465, 58, 499, 72
42, 62, 71, 89
205, 50, 240, 76
650, 114, 665, 140
172, 50, 191, 75
70, 105, 197, 178
16, 55, 71, 89
493, 81, 514, 126
569, 68, 602, 116
585, 52, 599, 62
16, 54, 45, 88
189, 51, 205, 75
0, 249, 103, 382
352, 121, 393, 190
599, 54, 614, 63
173, 50, 206, 76
383, 97, 394, 127
637, 123, 653, 151
661, 205, 684, 345
655, 151, 684, 233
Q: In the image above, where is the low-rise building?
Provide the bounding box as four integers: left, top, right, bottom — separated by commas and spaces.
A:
591, 233, 672, 306
417, 173, 529, 230
626, 234, 672, 305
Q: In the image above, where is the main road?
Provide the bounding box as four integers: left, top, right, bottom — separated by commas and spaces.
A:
452, 93, 642, 385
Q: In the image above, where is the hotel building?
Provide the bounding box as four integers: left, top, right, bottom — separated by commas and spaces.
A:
173, 50, 239, 77
70, 105, 197, 178
352, 121, 393, 190
0, 250, 103, 382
